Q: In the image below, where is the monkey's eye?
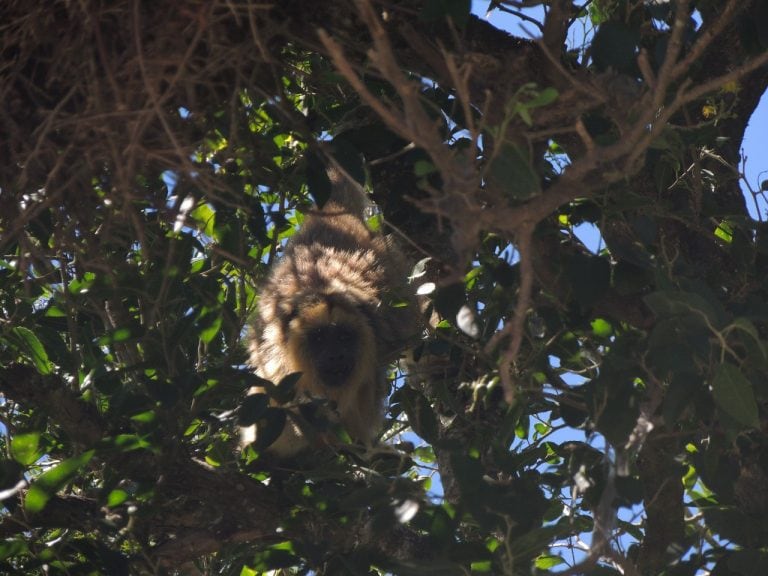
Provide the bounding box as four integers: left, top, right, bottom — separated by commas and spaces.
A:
306, 325, 355, 348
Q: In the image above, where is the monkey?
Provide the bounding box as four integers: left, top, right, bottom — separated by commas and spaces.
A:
241, 165, 418, 457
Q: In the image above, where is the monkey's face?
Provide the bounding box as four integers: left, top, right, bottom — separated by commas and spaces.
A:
282, 293, 377, 395
304, 323, 358, 386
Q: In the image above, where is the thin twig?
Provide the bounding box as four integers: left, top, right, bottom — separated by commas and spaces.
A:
485, 222, 535, 404
653, 0, 691, 109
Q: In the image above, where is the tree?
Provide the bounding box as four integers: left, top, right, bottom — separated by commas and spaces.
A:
1, 0, 768, 573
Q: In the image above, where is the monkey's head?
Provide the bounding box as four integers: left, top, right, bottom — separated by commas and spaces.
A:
281, 292, 378, 395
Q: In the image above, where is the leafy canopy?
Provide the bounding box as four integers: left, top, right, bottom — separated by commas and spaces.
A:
1, 1, 768, 575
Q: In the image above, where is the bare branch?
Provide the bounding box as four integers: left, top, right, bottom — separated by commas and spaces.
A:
485, 222, 535, 404
670, 0, 744, 81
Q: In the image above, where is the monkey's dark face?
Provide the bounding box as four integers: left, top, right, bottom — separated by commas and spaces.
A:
305, 323, 359, 386
283, 293, 377, 392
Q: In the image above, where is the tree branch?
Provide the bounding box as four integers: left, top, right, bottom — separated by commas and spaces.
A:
0, 364, 104, 447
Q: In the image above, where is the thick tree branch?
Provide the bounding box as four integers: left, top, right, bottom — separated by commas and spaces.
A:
636, 430, 686, 573
0, 364, 104, 447
0, 494, 104, 539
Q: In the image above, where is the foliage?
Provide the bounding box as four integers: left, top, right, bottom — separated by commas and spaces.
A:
1, 0, 768, 575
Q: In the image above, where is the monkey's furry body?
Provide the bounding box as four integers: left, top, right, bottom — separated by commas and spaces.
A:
243, 170, 417, 457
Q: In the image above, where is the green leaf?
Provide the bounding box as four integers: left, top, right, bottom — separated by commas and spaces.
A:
526, 87, 559, 108
644, 289, 726, 327
591, 318, 613, 338
433, 282, 465, 320
130, 410, 157, 423
106, 489, 129, 507
191, 203, 216, 238
113, 434, 154, 452
25, 450, 95, 514
0, 539, 28, 562
711, 364, 759, 428
274, 372, 301, 403
487, 144, 541, 201
413, 445, 436, 464
239, 393, 270, 426
44, 305, 66, 318
11, 432, 41, 466
427, 506, 455, 546
67, 271, 96, 294
535, 554, 565, 569
647, 317, 706, 374
730, 317, 767, 358
213, 208, 241, 252
251, 408, 287, 452
250, 547, 301, 571
197, 310, 223, 344
95, 327, 135, 346
8, 326, 53, 375
714, 220, 733, 243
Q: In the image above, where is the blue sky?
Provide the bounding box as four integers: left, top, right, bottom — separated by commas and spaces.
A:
742, 92, 768, 219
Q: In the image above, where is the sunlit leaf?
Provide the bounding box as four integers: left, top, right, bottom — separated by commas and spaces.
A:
106, 489, 129, 508
9, 327, 53, 375
197, 312, 223, 344
25, 451, 95, 514
96, 327, 134, 346
11, 432, 41, 466
591, 318, 612, 338
535, 554, 565, 569
191, 203, 216, 237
